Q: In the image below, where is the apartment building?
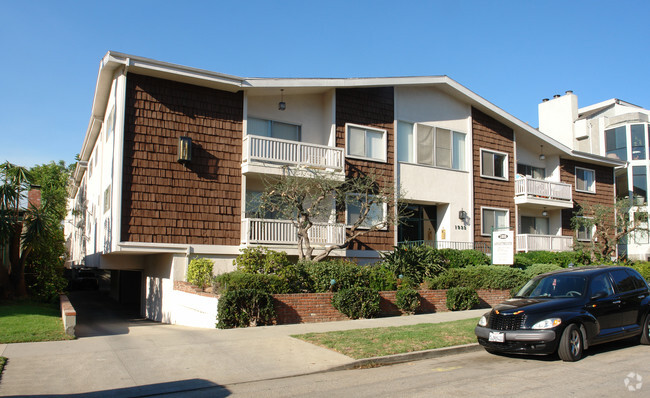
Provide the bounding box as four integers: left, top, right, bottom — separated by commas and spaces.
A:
64, 52, 623, 323
539, 92, 649, 260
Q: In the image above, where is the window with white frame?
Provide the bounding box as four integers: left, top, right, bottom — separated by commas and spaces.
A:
576, 216, 593, 241
575, 167, 595, 193
347, 194, 386, 228
106, 107, 115, 142
480, 149, 508, 180
397, 121, 466, 170
248, 117, 301, 141
346, 124, 386, 162
481, 208, 509, 236
103, 185, 111, 213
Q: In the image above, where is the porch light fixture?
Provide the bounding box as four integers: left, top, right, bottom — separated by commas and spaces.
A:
459, 210, 467, 220
539, 145, 546, 161
542, 208, 548, 217
178, 136, 192, 164
278, 89, 286, 111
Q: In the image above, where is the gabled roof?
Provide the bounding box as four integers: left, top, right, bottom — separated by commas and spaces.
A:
578, 98, 645, 120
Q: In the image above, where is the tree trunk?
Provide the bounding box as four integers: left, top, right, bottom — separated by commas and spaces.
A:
8, 222, 27, 297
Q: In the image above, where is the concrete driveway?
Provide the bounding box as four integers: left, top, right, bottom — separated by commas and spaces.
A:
0, 291, 484, 396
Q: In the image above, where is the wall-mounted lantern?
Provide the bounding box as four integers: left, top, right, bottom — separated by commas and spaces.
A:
459, 210, 467, 220
178, 136, 192, 164
278, 89, 286, 111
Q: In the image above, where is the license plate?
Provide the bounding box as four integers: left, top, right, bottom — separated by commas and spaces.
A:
489, 331, 505, 343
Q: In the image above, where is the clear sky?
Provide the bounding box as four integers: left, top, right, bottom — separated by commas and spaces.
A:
1, 0, 648, 167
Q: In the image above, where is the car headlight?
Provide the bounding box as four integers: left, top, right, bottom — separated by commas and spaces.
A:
478, 315, 488, 327
531, 318, 562, 330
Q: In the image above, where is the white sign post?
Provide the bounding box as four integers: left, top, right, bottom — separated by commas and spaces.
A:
492, 230, 514, 265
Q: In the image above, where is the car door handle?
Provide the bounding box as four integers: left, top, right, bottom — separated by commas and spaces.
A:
639, 295, 646, 299
613, 300, 622, 304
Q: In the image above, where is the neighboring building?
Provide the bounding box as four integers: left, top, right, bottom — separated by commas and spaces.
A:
64, 52, 623, 324
539, 92, 649, 260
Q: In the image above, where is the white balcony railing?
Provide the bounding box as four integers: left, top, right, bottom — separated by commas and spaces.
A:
516, 234, 573, 252
242, 218, 346, 246
515, 177, 572, 202
242, 135, 344, 170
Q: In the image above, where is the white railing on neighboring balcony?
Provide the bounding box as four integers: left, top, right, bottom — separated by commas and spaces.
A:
242, 135, 344, 170
515, 177, 572, 202
517, 234, 573, 252
242, 218, 346, 246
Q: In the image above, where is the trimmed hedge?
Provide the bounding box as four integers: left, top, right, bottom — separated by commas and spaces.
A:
214, 271, 288, 294
426, 266, 527, 290
396, 287, 420, 314
216, 289, 276, 328
331, 287, 381, 319
446, 287, 479, 311
186, 257, 213, 290
514, 251, 591, 269
437, 249, 490, 268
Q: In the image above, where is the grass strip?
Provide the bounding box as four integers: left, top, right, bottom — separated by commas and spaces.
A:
293, 317, 480, 359
0, 300, 74, 344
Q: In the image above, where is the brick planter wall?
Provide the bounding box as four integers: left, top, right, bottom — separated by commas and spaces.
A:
272, 289, 511, 325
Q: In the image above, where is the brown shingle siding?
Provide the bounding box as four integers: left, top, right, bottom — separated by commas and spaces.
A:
472, 108, 516, 245
122, 73, 243, 245
336, 87, 395, 251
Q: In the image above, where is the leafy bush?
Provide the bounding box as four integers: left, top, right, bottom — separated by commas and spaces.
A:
524, 263, 563, 279
446, 287, 479, 311
216, 289, 276, 328
629, 262, 650, 281
426, 266, 527, 290
514, 251, 590, 269
186, 257, 213, 290
213, 271, 289, 294
396, 287, 420, 314
380, 244, 445, 283
438, 249, 490, 268
366, 264, 398, 291
331, 287, 381, 319
234, 247, 291, 275
301, 259, 365, 292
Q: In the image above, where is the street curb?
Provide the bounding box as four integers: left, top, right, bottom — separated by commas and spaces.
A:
325, 343, 484, 371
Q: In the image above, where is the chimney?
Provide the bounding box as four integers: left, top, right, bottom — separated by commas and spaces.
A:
28, 185, 42, 209
538, 91, 579, 149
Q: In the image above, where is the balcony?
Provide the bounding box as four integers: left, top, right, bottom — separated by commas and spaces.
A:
516, 234, 573, 252
514, 177, 573, 209
242, 135, 344, 176
242, 218, 346, 246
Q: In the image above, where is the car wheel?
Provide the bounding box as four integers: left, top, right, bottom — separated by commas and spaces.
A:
558, 324, 583, 362
640, 313, 650, 345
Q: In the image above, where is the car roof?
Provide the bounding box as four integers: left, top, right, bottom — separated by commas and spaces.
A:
536, 265, 633, 278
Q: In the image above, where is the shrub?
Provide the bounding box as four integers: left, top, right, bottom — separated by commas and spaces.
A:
446, 287, 479, 311
186, 257, 214, 290
438, 249, 490, 268
302, 259, 364, 292
213, 271, 289, 294
630, 262, 650, 281
426, 266, 527, 290
234, 247, 291, 275
396, 287, 420, 314
217, 289, 276, 328
524, 263, 563, 279
365, 264, 398, 291
514, 251, 590, 269
331, 287, 381, 319
380, 244, 446, 283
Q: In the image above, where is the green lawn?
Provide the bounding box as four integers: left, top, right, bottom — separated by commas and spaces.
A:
293, 317, 480, 359
0, 300, 73, 344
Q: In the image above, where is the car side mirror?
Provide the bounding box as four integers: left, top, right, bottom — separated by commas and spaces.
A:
590, 291, 608, 300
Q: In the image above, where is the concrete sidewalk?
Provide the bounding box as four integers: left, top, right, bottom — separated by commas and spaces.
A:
0, 308, 485, 397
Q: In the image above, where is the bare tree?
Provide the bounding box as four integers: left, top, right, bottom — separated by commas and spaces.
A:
572, 198, 648, 261
253, 168, 401, 262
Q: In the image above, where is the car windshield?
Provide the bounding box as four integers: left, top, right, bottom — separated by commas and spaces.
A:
515, 274, 587, 298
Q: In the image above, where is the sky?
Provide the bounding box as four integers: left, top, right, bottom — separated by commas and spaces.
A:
1, 0, 649, 168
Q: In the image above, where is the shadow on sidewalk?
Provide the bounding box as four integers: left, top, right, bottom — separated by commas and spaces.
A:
2, 378, 230, 397
67, 290, 159, 338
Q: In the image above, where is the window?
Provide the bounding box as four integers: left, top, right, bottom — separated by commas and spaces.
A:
633, 165, 647, 205
106, 107, 115, 142
481, 208, 508, 236
609, 269, 637, 293
631, 124, 646, 160
589, 274, 614, 297
576, 216, 593, 241
605, 126, 627, 160
520, 216, 549, 235
346, 124, 386, 162
347, 195, 386, 228
248, 117, 301, 141
103, 186, 111, 213
517, 163, 546, 179
481, 149, 508, 180
397, 122, 466, 170
575, 167, 595, 193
